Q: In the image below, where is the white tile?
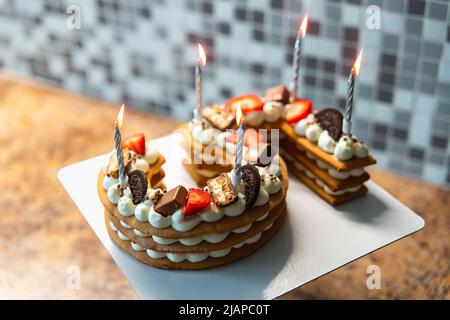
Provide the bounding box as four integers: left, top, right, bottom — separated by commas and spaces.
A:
341, 5, 363, 27
423, 20, 447, 42
381, 12, 404, 34
394, 89, 414, 110
408, 109, 432, 148
423, 163, 445, 185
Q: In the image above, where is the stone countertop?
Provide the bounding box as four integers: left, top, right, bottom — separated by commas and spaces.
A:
0, 76, 448, 299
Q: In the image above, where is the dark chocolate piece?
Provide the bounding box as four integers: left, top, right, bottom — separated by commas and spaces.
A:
153, 185, 187, 216
203, 104, 236, 130
264, 85, 290, 104
207, 174, 237, 207
127, 170, 148, 204
241, 164, 260, 209
315, 108, 344, 141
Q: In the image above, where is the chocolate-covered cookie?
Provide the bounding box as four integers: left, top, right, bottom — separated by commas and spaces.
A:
265, 85, 290, 104
315, 108, 343, 141
127, 170, 148, 204
241, 164, 260, 209
207, 174, 237, 207
153, 186, 188, 216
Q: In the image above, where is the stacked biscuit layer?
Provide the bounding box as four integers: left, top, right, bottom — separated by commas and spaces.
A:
98, 160, 289, 270
280, 122, 376, 205
178, 120, 283, 186
178, 123, 233, 186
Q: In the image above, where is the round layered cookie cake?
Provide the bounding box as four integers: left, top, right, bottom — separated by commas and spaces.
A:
98, 151, 288, 270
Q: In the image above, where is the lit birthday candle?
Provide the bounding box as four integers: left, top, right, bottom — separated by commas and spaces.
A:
114, 104, 128, 187
291, 14, 308, 100
231, 105, 244, 188
343, 50, 363, 135
194, 43, 207, 122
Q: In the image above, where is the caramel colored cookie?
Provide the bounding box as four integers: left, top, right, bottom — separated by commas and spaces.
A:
284, 158, 368, 205
106, 200, 286, 253
182, 160, 211, 186
105, 207, 287, 270
97, 159, 288, 239
281, 121, 376, 171
280, 140, 369, 191
149, 168, 165, 188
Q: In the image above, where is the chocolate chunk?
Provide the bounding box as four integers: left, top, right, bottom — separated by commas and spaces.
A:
264, 85, 290, 104
315, 108, 344, 141
206, 174, 237, 207
107, 149, 134, 178
241, 164, 261, 209
127, 170, 148, 204
153, 186, 187, 216
203, 104, 236, 130
247, 143, 278, 167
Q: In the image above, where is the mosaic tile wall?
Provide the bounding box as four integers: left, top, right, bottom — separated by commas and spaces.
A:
0, 0, 449, 187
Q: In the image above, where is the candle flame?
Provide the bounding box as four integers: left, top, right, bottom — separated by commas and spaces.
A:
236, 104, 243, 126
298, 14, 308, 38
116, 104, 125, 129
198, 44, 207, 67
352, 50, 363, 76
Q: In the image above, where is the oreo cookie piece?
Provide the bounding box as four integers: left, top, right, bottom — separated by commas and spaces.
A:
127, 170, 148, 204
241, 164, 261, 209
315, 108, 344, 141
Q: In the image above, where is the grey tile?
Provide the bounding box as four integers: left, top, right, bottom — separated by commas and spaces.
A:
386, 0, 405, 13
326, 4, 341, 21
428, 1, 448, 21
422, 41, 443, 60
429, 151, 446, 166
358, 84, 374, 99
401, 57, 418, 73
382, 33, 399, 52
394, 110, 411, 125
403, 38, 421, 58
419, 78, 436, 94
421, 61, 439, 78
325, 24, 340, 39
398, 74, 416, 89
405, 17, 423, 35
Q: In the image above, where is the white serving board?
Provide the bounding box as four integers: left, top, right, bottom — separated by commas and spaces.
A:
58, 133, 424, 300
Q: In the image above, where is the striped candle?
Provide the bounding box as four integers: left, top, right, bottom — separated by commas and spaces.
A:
114, 105, 128, 187
231, 106, 245, 188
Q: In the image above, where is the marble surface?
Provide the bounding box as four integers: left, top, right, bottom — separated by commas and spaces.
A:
0, 76, 448, 299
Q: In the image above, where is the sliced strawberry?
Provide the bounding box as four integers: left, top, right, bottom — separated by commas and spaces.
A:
226, 129, 264, 147
285, 99, 313, 124
184, 188, 211, 217
122, 133, 146, 155
225, 94, 264, 114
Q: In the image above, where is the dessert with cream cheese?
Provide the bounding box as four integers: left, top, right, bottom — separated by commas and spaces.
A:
98, 135, 289, 269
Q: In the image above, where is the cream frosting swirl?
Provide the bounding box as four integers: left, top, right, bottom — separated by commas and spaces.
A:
109, 219, 269, 263
293, 113, 371, 160
263, 102, 284, 123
